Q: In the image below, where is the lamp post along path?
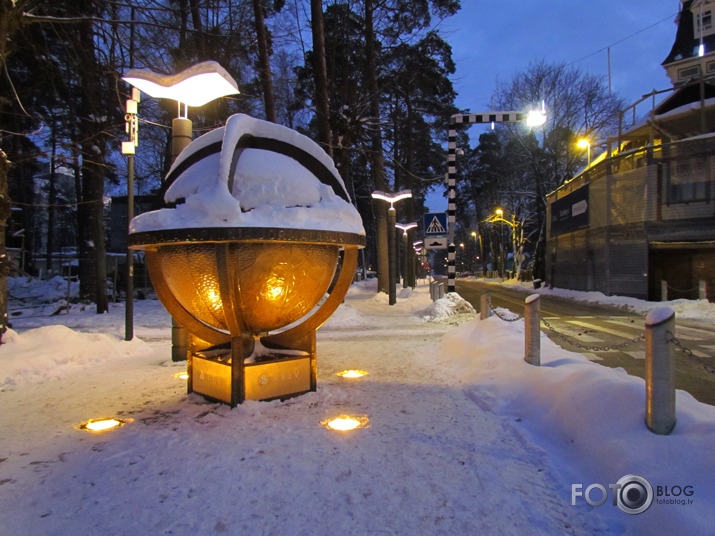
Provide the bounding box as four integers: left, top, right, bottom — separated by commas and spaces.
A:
121, 88, 140, 341
123, 61, 240, 361
371, 190, 412, 305
395, 222, 417, 289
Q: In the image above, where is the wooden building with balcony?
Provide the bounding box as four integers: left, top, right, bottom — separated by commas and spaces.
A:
545, 0, 715, 301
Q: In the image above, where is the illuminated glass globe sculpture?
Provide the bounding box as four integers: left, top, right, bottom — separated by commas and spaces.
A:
129, 114, 365, 405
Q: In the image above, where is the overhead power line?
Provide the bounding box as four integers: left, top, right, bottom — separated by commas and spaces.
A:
566, 12, 677, 67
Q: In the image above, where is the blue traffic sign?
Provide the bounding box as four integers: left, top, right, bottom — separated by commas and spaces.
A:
424, 212, 448, 236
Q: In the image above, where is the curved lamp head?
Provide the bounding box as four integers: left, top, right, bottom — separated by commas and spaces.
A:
395, 222, 417, 235
371, 190, 412, 205
123, 60, 239, 107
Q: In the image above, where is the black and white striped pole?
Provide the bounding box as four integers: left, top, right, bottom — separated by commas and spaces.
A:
446, 109, 545, 293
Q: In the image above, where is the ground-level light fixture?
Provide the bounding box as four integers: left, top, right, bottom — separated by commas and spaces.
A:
174, 371, 189, 380
322, 415, 370, 431
78, 417, 129, 432
337, 369, 369, 379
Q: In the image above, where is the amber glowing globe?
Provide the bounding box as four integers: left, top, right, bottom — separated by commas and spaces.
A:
130, 228, 363, 340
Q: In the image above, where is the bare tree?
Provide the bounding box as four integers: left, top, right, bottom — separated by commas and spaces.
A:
494, 61, 623, 280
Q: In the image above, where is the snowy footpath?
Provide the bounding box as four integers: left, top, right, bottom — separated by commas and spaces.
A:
1, 280, 714, 535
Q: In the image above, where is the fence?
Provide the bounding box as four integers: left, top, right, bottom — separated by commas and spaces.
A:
479, 292, 714, 435
660, 279, 708, 301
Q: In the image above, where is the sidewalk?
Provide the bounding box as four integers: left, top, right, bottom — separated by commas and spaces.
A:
0, 281, 713, 535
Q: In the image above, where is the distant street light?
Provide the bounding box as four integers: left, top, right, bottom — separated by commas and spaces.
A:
396, 222, 417, 289
371, 190, 412, 304
123, 61, 239, 361
577, 138, 591, 167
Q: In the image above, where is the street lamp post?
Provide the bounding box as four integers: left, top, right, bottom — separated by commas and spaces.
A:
490, 208, 519, 279
371, 190, 412, 305
121, 88, 140, 341
495, 209, 505, 278
395, 222, 417, 289
577, 138, 591, 167
470, 231, 478, 275
123, 61, 239, 361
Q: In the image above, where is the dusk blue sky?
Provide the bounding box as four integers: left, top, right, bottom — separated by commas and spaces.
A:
425, 0, 681, 211
445, 1, 678, 112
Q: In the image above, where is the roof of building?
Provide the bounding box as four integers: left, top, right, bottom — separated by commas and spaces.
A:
662, 0, 715, 66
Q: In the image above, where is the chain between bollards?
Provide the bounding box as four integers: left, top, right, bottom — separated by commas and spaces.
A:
668, 331, 715, 375
476, 292, 688, 435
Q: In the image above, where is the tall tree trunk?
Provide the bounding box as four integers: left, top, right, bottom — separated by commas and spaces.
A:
253, 0, 276, 122
76, 5, 107, 313
0, 149, 10, 342
365, 0, 388, 294
311, 0, 332, 157
189, 0, 206, 60
46, 120, 56, 276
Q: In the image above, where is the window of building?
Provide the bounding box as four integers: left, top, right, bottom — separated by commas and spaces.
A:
695, 9, 714, 36
664, 160, 711, 204
679, 65, 700, 80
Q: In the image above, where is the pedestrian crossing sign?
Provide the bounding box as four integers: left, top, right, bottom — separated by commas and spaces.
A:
424, 212, 448, 236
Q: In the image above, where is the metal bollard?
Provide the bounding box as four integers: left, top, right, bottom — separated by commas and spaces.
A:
699, 280, 707, 300
524, 294, 540, 366
480, 292, 492, 320
645, 307, 676, 435
437, 281, 445, 299
661, 280, 668, 301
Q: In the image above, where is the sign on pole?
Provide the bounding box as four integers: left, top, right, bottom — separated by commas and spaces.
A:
425, 236, 448, 250
424, 212, 448, 236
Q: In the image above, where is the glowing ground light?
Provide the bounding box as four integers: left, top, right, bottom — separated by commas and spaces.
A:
174, 371, 190, 380
322, 415, 370, 432
337, 369, 369, 379
79, 418, 127, 432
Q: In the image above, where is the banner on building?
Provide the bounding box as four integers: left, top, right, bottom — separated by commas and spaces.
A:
550, 184, 589, 236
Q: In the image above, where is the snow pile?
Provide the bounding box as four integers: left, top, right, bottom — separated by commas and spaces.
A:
130, 114, 365, 236
435, 315, 715, 535
0, 325, 153, 387
420, 292, 476, 322
499, 278, 715, 321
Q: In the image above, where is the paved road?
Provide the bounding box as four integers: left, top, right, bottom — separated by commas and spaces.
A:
455, 280, 715, 406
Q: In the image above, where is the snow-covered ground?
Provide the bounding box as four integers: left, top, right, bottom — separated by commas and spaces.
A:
1, 277, 713, 535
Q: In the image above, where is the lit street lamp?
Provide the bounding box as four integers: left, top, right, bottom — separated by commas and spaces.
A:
123, 61, 239, 360
526, 101, 547, 128
371, 190, 412, 305
395, 222, 417, 289
489, 208, 519, 279
577, 138, 591, 167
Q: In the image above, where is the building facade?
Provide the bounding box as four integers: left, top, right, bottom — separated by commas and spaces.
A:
546, 0, 715, 301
